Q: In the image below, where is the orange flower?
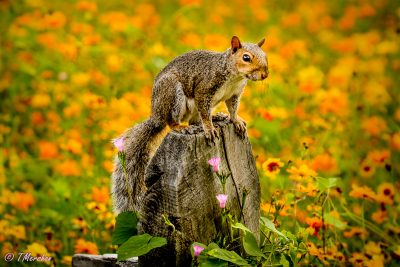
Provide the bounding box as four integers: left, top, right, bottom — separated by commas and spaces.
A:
311, 153, 337, 174
348, 184, 376, 200
91, 186, 109, 204
74, 239, 99, 255
54, 160, 81, 176
390, 132, 400, 151
367, 150, 390, 167
38, 141, 59, 160
371, 209, 387, 224
180, 33, 202, 48
305, 216, 323, 237
343, 227, 368, 239
374, 182, 395, 205
361, 116, 387, 136
9, 192, 35, 212
43, 11, 66, 29
76, 1, 98, 12
262, 158, 284, 178
316, 88, 349, 117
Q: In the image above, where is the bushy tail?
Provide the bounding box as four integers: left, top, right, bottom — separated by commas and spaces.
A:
112, 117, 166, 213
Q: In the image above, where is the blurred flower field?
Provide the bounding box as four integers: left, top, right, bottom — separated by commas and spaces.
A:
0, 0, 399, 266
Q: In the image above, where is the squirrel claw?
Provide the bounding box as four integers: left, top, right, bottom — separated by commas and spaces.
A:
232, 119, 247, 139
205, 127, 219, 146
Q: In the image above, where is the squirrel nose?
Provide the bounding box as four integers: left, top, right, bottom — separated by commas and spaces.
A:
261, 69, 269, 80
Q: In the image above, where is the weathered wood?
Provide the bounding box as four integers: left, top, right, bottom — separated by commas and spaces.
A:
138, 119, 260, 267
72, 254, 138, 267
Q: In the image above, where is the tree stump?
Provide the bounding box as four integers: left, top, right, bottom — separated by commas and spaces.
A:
138, 119, 260, 267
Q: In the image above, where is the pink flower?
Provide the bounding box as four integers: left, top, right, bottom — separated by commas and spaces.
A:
113, 137, 124, 152
193, 244, 204, 257
208, 157, 221, 172
216, 194, 228, 208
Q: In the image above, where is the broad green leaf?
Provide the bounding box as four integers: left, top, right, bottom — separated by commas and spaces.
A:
199, 256, 229, 267
112, 211, 138, 245
117, 234, 167, 260
232, 222, 252, 233
316, 177, 339, 191
324, 213, 347, 229
280, 254, 290, 267
243, 232, 266, 259
260, 217, 288, 240
207, 248, 250, 266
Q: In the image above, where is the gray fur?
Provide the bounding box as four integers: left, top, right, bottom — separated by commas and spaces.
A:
111, 37, 268, 213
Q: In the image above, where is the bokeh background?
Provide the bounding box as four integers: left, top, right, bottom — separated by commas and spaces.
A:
1, 0, 399, 266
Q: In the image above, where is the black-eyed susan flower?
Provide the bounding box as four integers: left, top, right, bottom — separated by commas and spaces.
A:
262, 158, 284, 178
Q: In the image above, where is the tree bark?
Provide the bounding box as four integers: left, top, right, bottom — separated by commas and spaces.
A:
138, 119, 260, 267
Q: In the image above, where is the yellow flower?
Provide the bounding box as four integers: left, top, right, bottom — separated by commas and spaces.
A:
106, 55, 122, 72
349, 184, 376, 201
365, 255, 384, 267
374, 182, 395, 205
262, 158, 284, 178
364, 241, 381, 256
74, 239, 99, 255
61, 256, 72, 266
8, 225, 26, 240
71, 73, 91, 87
297, 66, 324, 93
359, 161, 375, 178
31, 93, 51, 108
26, 242, 50, 257
287, 164, 317, 181
349, 252, 368, 266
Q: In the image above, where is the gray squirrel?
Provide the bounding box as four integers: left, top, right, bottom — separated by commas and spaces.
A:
112, 36, 268, 213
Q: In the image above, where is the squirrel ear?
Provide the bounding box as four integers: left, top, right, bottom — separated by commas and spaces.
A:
231, 36, 242, 53
257, 38, 266, 47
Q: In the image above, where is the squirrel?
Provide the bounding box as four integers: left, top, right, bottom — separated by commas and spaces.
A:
112, 36, 268, 213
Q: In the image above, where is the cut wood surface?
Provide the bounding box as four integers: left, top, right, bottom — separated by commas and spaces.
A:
138, 118, 260, 267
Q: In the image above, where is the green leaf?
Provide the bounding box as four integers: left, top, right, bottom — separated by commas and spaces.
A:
280, 254, 290, 267
232, 222, 252, 233
243, 232, 266, 259
324, 213, 347, 229
207, 248, 250, 266
117, 234, 167, 261
260, 217, 288, 240
316, 177, 338, 191
112, 211, 138, 245
199, 257, 229, 267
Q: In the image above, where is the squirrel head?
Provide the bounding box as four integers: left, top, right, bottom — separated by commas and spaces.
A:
230, 36, 269, 81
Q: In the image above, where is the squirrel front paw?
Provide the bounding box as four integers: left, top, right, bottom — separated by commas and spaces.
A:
204, 126, 219, 146
231, 118, 247, 139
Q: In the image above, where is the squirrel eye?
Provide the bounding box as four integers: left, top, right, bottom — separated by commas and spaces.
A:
242, 54, 251, 62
